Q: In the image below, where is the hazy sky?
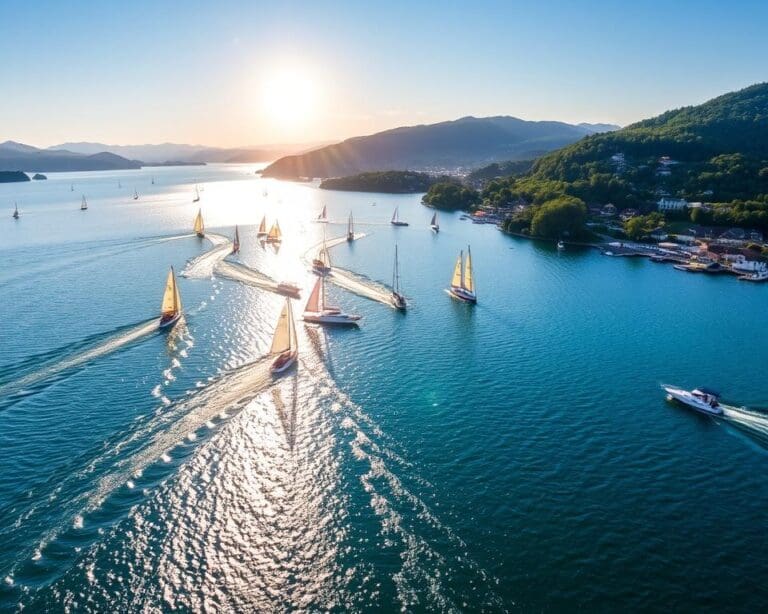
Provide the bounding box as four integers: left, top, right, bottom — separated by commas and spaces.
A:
2, 0, 767, 148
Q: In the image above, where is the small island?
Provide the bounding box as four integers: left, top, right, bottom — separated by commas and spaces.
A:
32, 173, 47, 180
320, 171, 442, 193
0, 171, 30, 183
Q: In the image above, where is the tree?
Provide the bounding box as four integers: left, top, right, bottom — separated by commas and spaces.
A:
422, 182, 480, 211
530, 196, 587, 239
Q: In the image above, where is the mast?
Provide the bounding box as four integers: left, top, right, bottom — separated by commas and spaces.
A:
393, 245, 400, 293
464, 246, 474, 293
459, 250, 465, 289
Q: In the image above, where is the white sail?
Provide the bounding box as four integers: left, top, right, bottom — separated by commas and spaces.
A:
81, 195, 88, 210
318, 205, 327, 220
392, 207, 398, 223
431, 212, 438, 226
464, 246, 474, 292
348, 212, 354, 237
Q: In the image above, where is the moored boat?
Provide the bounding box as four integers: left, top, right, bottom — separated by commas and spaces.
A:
303, 276, 361, 325
662, 385, 723, 416
270, 298, 298, 374
447, 246, 477, 303
391, 244, 406, 310
430, 211, 439, 233
391, 207, 409, 226
158, 266, 183, 329
193, 208, 205, 237
738, 270, 768, 282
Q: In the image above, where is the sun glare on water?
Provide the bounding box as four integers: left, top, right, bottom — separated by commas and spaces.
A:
261, 66, 318, 125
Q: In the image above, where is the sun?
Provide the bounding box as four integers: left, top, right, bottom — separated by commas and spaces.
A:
260, 67, 317, 125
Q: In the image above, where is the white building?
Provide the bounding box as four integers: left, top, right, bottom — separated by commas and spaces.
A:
657, 198, 688, 211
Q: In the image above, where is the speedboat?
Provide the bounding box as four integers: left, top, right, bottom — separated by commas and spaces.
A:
662, 385, 723, 416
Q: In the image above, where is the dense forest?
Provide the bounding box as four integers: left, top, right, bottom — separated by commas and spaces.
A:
319, 171, 442, 193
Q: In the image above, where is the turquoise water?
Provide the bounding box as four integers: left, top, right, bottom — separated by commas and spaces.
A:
1, 164, 768, 612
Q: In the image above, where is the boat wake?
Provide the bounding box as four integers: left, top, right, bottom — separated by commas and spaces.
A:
182, 233, 232, 278
215, 260, 283, 295
721, 404, 768, 446
0, 318, 160, 408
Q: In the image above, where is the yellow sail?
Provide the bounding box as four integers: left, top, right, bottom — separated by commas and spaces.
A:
258, 216, 266, 234
193, 209, 204, 235
160, 268, 180, 316
268, 220, 281, 241
450, 253, 463, 287
305, 277, 322, 312
464, 247, 474, 292
270, 299, 294, 354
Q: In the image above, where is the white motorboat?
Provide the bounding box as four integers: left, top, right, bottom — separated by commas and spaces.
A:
663, 385, 723, 416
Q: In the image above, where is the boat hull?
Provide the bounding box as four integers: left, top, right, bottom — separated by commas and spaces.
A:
391, 292, 407, 311
303, 312, 361, 326
663, 386, 723, 416
271, 350, 298, 374
431, 225, 439, 233
158, 312, 182, 329
391, 221, 409, 227
447, 287, 477, 303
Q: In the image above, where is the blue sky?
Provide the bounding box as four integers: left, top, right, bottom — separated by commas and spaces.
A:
1, 0, 766, 147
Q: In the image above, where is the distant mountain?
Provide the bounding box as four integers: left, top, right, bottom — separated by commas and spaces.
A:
577, 123, 621, 135
49, 141, 327, 164
261, 116, 619, 179
0, 141, 140, 172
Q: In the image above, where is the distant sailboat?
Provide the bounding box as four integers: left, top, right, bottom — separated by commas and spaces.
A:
70, 183, 74, 192
312, 232, 332, 274
159, 266, 183, 329
193, 208, 205, 237
391, 207, 409, 226
447, 246, 477, 303
133, 188, 139, 200
193, 185, 200, 203
12, 202, 19, 219
266, 220, 282, 243
232, 225, 240, 254
303, 276, 361, 325
315, 204, 328, 223
347, 211, 355, 242
151, 176, 155, 185
118, 180, 122, 188
391, 244, 406, 310
270, 298, 298, 374
430, 211, 440, 233
257, 215, 268, 238
80, 195, 88, 211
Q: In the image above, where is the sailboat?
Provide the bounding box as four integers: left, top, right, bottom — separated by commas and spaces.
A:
391, 245, 407, 310
256, 215, 268, 238
193, 185, 200, 203
232, 225, 240, 254
391, 207, 409, 226
80, 195, 88, 211
315, 204, 328, 223
266, 220, 282, 244
346, 211, 355, 242
303, 276, 361, 325
447, 245, 477, 303
193, 208, 205, 237
133, 188, 139, 200
70, 183, 74, 192
151, 176, 155, 185
312, 233, 332, 274
118, 180, 122, 188
12, 203, 19, 219
430, 211, 440, 233
159, 266, 183, 329
270, 298, 298, 373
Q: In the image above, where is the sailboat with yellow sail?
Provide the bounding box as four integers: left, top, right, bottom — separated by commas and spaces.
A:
447, 245, 477, 303
193, 209, 204, 238
256, 215, 268, 238
303, 275, 361, 325
159, 267, 183, 329
232, 225, 240, 254
270, 298, 298, 373
266, 219, 282, 244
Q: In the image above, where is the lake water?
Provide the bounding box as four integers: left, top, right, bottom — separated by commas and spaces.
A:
1, 164, 768, 612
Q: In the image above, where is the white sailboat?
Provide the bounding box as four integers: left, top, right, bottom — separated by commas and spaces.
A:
447, 246, 477, 303
391, 206, 409, 226
80, 195, 88, 211
266, 220, 282, 243
303, 276, 361, 325
151, 176, 155, 185
257, 215, 268, 238
118, 180, 122, 188
70, 183, 74, 192
12, 202, 19, 219
159, 267, 183, 329
391, 245, 406, 310
232, 225, 240, 254
315, 204, 328, 223
193, 185, 200, 203
347, 211, 355, 242
133, 188, 139, 200
193, 208, 205, 237
430, 211, 439, 233
270, 298, 298, 373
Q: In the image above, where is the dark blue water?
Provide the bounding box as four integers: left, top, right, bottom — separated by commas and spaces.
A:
2, 165, 768, 612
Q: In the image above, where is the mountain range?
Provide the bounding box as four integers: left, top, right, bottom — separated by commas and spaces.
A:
261, 117, 619, 179
0, 141, 142, 172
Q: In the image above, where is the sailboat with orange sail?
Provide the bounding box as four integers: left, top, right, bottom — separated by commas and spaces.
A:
303, 276, 361, 325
